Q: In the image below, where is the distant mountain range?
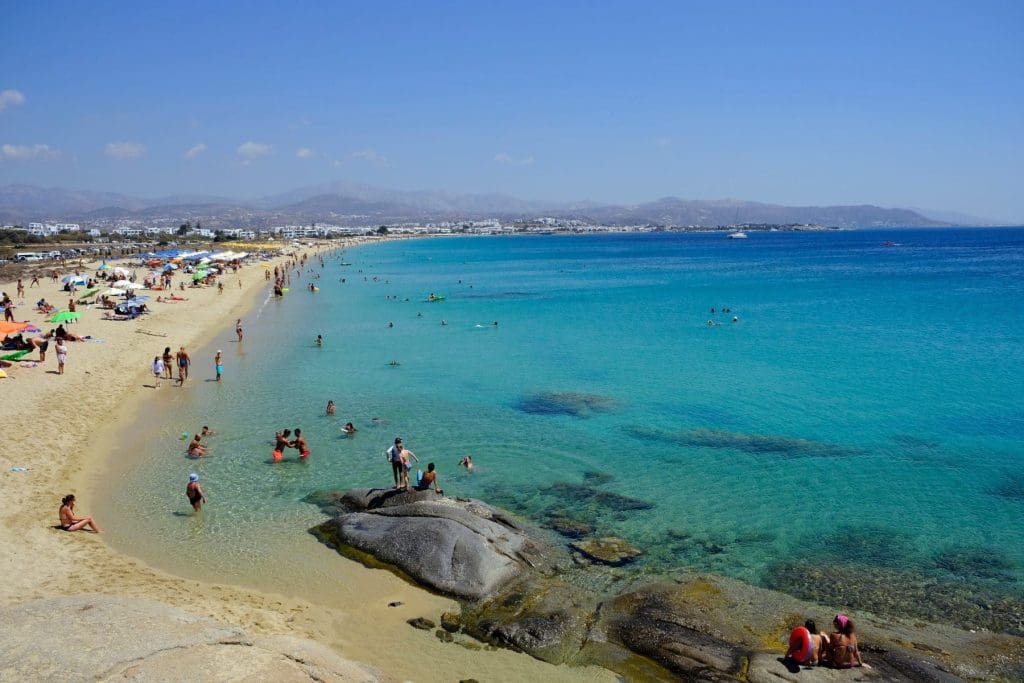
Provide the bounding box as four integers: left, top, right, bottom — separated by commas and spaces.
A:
0, 181, 999, 228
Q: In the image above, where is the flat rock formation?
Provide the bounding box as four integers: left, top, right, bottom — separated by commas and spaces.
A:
311, 488, 561, 601
0, 595, 381, 682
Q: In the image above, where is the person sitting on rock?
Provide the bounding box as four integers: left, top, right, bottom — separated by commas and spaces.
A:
828, 614, 865, 669
415, 462, 443, 495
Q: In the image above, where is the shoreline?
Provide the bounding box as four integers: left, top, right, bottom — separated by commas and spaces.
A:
3, 236, 1021, 681
0, 237, 617, 683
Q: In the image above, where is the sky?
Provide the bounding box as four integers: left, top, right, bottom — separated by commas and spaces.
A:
1, 0, 1022, 221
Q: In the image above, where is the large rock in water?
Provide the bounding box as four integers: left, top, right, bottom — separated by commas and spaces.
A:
311, 488, 557, 601
0, 595, 381, 682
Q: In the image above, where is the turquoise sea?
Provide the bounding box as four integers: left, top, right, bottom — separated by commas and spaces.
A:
102, 229, 1024, 633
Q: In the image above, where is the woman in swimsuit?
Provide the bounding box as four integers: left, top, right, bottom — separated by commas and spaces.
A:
326, 400, 336, 415
186, 473, 206, 512
58, 494, 101, 532
162, 347, 174, 379
828, 614, 864, 668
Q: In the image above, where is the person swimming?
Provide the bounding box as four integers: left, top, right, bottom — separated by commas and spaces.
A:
326, 400, 336, 415
344, 422, 357, 434
315, 334, 323, 346
459, 455, 474, 472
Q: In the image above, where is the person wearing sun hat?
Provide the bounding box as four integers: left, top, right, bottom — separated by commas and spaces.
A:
186, 473, 206, 512
829, 614, 865, 668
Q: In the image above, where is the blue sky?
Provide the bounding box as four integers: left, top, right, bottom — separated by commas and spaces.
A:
1, 0, 1022, 220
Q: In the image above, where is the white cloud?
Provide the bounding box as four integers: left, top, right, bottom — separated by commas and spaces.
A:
0, 89, 26, 112
296, 147, 315, 159
494, 152, 534, 167
105, 141, 146, 160
350, 149, 388, 166
184, 143, 207, 160
237, 141, 271, 164
1, 143, 61, 161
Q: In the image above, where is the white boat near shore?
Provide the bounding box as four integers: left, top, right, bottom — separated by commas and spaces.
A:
727, 231, 748, 239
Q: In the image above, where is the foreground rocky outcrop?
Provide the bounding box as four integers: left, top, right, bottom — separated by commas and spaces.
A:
311, 487, 563, 600
0, 595, 382, 682
309, 488, 1021, 682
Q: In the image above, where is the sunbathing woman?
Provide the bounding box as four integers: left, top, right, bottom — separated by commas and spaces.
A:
829, 615, 865, 668
58, 494, 101, 532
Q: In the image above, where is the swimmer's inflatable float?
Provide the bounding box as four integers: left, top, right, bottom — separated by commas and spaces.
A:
426, 295, 446, 302
788, 626, 814, 663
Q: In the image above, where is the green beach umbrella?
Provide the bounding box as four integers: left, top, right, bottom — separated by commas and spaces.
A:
49, 311, 81, 323
192, 272, 207, 281
0, 349, 32, 362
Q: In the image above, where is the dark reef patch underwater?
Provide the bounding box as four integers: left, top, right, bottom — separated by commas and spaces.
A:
517, 390, 617, 418
624, 425, 861, 458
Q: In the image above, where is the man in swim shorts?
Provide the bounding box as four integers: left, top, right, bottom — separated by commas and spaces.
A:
293, 428, 311, 459
176, 346, 190, 384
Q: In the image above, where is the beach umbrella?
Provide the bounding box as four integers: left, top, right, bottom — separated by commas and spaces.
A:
49, 311, 81, 323
102, 288, 127, 296
163, 263, 178, 271
0, 349, 32, 362
112, 280, 143, 290
192, 272, 207, 281
0, 321, 31, 335
113, 267, 130, 278
61, 275, 88, 285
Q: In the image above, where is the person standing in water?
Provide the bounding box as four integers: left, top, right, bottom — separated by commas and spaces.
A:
214, 350, 223, 382
235, 318, 244, 342
293, 428, 311, 459
186, 473, 206, 512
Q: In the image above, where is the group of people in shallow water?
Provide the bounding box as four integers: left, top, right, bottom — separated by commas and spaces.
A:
785, 615, 865, 669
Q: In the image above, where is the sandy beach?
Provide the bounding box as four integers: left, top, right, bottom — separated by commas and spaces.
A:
0, 242, 618, 682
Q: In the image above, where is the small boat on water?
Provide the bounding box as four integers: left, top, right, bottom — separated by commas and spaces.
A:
727, 231, 748, 239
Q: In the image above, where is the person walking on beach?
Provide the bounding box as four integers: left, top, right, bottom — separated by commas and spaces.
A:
58, 494, 101, 532
55, 338, 68, 375
176, 346, 191, 385
186, 473, 206, 512
30, 275, 39, 288
387, 438, 405, 488
214, 350, 223, 382
152, 355, 164, 388
162, 346, 174, 379
16, 278, 24, 298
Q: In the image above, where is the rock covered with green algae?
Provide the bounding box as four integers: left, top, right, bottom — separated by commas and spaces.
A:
571, 536, 643, 566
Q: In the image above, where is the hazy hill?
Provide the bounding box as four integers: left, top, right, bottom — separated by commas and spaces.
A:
0, 182, 951, 228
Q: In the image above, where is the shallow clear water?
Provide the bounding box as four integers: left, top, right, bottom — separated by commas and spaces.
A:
102, 229, 1024, 629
